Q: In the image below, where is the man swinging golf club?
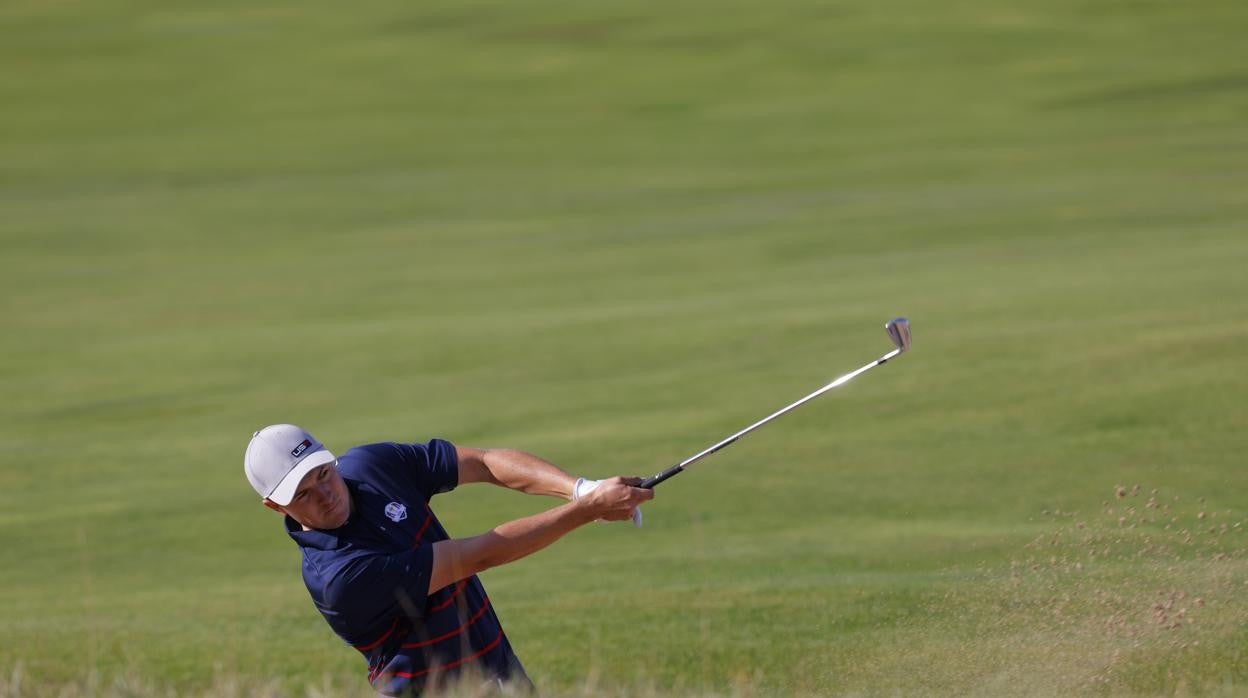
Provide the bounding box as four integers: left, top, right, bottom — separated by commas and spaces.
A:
245, 426, 653, 696
245, 319, 909, 695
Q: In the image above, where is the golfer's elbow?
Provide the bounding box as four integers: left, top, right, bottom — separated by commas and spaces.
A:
472, 532, 521, 571
429, 536, 512, 594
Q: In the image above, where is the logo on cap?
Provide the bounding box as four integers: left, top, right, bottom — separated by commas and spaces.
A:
291, 439, 312, 458
384, 502, 408, 523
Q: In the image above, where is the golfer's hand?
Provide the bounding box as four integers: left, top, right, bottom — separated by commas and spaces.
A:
574, 477, 652, 525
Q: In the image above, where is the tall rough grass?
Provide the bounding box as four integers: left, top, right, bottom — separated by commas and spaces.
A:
0, 663, 766, 698
6, 486, 1243, 697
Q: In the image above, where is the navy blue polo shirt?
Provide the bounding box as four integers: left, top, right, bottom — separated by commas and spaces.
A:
285, 439, 530, 696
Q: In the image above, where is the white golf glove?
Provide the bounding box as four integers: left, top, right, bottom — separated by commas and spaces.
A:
573, 478, 643, 528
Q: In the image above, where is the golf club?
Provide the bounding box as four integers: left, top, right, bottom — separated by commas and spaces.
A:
638, 317, 912, 489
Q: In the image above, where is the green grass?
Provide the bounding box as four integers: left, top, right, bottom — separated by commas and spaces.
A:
2, 0, 1247, 695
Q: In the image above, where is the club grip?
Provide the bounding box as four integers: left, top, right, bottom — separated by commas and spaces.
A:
639, 465, 684, 489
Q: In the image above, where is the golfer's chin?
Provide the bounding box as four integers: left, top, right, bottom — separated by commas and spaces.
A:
320, 507, 350, 530
302, 505, 350, 531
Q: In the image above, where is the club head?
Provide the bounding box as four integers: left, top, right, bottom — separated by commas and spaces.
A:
885, 317, 911, 353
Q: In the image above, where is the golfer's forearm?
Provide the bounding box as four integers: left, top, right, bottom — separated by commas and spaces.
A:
480, 448, 578, 499
480, 500, 596, 567
429, 501, 592, 592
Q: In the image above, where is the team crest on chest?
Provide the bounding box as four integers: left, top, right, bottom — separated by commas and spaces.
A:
384, 501, 408, 523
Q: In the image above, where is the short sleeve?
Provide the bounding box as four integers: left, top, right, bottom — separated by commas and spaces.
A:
323, 545, 434, 631
389, 438, 459, 498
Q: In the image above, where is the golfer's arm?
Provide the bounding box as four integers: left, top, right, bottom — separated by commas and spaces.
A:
455, 445, 578, 499
428, 500, 593, 594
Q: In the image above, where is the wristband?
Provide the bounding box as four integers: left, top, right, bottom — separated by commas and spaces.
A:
571, 477, 642, 528
572, 477, 599, 500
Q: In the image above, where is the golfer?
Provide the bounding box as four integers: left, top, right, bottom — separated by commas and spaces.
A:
244, 424, 653, 696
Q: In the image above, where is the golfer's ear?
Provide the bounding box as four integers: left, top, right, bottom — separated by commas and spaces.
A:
262, 499, 284, 514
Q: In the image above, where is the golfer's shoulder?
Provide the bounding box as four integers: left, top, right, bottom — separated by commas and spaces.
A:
340, 440, 455, 474
337, 439, 459, 501
337, 442, 411, 476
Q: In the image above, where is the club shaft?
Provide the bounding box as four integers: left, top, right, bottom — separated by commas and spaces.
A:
639, 348, 901, 489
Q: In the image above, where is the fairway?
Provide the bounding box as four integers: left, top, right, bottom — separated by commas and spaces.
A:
2, 0, 1247, 695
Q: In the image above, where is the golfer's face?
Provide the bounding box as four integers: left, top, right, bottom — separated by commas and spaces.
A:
283, 462, 351, 530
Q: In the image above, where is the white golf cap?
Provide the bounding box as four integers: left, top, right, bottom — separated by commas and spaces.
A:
244, 424, 337, 505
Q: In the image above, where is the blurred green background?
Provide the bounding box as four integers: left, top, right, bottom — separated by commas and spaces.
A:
2, 0, 1246, 695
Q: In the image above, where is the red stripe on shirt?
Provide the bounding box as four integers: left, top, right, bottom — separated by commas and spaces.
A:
428, 580, 469, 613
401, 597, 492, 649
411, 508, 433, 548
387, 628, 505, 680
355, 616, 402, 652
